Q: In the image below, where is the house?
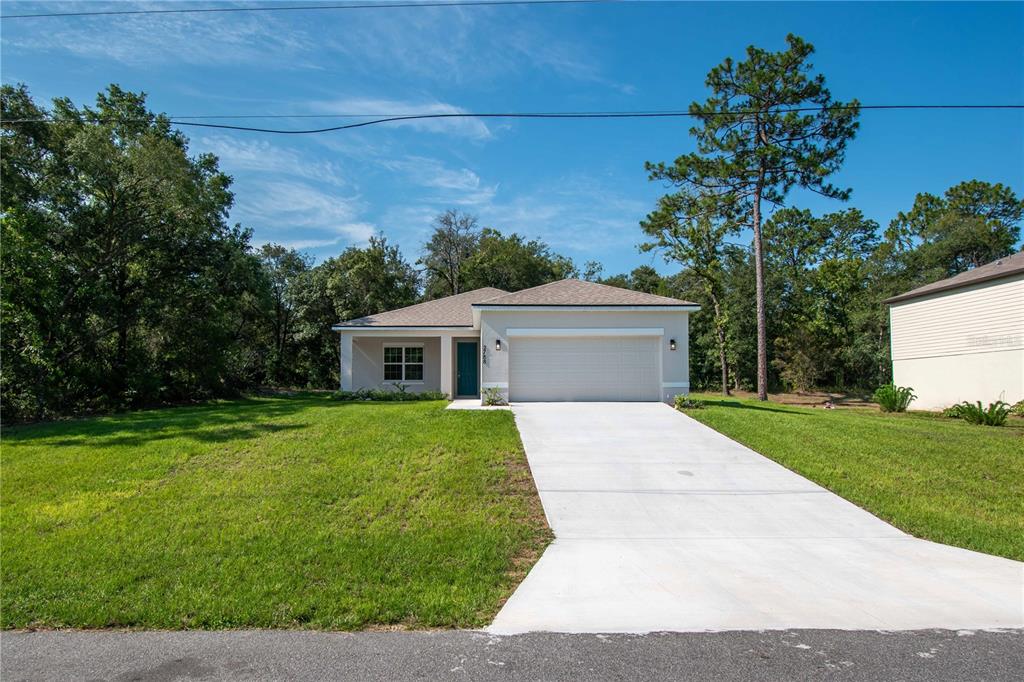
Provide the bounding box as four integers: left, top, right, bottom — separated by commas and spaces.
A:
885, 251, 1024, 410
332, 279, 699, 403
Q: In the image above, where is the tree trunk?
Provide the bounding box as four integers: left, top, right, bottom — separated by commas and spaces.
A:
710, 294, 730, 396
449, 260, 460, 295
752, 174, 768, 401
877, 324, 887, 384
115, 268, 129, 403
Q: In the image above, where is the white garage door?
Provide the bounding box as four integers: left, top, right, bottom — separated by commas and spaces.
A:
509, 336, 661, 402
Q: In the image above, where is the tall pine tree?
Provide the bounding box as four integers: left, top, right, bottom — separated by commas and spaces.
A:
646, 35, 859, 399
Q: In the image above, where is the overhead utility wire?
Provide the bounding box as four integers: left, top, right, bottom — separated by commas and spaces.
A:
164, 104, 1024, 134
4, 105, 1020, 134
2, 0, 619, 20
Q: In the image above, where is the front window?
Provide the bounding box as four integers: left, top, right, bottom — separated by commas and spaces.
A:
384, 345, 424, 382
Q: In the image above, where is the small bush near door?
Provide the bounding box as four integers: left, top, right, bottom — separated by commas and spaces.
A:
674, 395, 705, 410
482, 387, 507, 406
873, 384, 916, 412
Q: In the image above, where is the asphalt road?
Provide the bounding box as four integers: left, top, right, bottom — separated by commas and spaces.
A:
2, 629, 1022, 681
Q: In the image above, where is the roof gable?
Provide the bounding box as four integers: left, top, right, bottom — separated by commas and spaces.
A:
335, 287, 508, 327
472, 278, 698, 306
885, 250, 1024, 304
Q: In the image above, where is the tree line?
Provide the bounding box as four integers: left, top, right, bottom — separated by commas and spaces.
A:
3, 34, 1021, 420
0, 84, 587, 420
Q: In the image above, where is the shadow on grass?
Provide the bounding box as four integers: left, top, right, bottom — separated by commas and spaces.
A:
703, 400, 812, 416
2, 394, 449, 449
2, 394, 332, 448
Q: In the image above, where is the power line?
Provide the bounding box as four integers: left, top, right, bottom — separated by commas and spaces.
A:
3, 105, 1021, 134
166, 105, 1023, 134
0, 0, 618, 20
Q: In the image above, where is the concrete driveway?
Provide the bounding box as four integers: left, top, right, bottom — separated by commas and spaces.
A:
489, 402, 1024, 634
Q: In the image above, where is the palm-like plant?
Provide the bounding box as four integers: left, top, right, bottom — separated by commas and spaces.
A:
873, 384, 916, 412
956, 401, 1011, 426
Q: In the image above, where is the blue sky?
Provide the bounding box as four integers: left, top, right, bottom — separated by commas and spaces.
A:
3, 1, 1022, 275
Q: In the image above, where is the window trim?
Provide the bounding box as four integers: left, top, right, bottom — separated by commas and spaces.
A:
382, 343, 425, 384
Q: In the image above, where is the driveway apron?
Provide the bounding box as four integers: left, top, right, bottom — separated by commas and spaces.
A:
489, 402, 1024, 634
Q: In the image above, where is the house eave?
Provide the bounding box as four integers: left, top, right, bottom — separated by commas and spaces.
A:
884, 269, 1024, 305
331, 325, 475, 332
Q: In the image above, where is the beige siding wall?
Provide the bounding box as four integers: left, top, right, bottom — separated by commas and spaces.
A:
480, 309, 690, 403
890, 273, 1024, 409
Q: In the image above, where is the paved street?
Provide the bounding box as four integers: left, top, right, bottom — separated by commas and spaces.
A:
3, 629, 1022, 681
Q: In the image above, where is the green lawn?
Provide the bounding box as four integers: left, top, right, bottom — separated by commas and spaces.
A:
1, 395, 550, 629
685, 394, 1024, 561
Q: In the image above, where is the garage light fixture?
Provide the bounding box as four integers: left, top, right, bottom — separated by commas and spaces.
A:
495, 339, 502, 351
669, 339, 677, 351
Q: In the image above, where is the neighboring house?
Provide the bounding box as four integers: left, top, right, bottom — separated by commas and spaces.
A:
332, 279, 699, 403
885, 251, 1024, 410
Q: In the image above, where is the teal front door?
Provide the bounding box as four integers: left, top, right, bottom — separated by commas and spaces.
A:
456, 342, 479, 396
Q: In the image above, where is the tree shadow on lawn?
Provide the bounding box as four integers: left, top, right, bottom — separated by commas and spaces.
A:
704, 400, 813, 416
2, 395, 335, 448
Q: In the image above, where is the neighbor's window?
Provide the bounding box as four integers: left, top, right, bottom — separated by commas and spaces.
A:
383, 345, 424, 382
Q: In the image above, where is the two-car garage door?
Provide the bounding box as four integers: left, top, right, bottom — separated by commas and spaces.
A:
509, 336, 660, 402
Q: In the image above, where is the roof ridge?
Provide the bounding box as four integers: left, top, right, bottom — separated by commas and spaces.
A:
471, 278, 697, 306
478, 278, 572, 301
571, 277, 683, 300
367, 286, 508, 316
335, 286, 510, 326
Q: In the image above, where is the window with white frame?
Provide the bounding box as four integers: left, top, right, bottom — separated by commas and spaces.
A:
383, 345, 424, 382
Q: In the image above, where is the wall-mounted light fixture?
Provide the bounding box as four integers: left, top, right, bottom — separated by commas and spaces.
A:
669, 339, 677, 351
495, 339, 502, 351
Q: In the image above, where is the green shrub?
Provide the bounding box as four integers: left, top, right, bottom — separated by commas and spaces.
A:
482, 386, 507, 406
674, 395, 705, 410
941, 404, 963, 419
332, 387, 447, 402
873, 384, 916, 412
1010, 399, 1024, 417
955, 400, 1011, 427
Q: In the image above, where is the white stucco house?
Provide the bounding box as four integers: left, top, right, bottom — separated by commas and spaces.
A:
886, 250, 1024, 410
332, 279, 699, 403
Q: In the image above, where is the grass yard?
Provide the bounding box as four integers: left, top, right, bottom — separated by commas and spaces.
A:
0, 395, 550, 630
686, 394, 1024, 561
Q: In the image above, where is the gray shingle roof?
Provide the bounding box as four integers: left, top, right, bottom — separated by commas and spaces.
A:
334, 287, 508, 327
471, 278, 698, 306
884, 251, 1024, 304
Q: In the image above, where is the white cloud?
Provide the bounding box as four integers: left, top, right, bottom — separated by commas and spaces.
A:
272, 236, 343, 250
333, 222, 378, 242
318, 5, 633, 92
198, 135, 347, 186
380, 155, 498, 205
383, 156, 481, 191
311, 97, 492, 141
371, 173, 649, 262
236, 181, 375, 251
4, 2, 631, 93
3, 3, 312, 67
478, 177, 648, 255
273, 222, 377, 251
